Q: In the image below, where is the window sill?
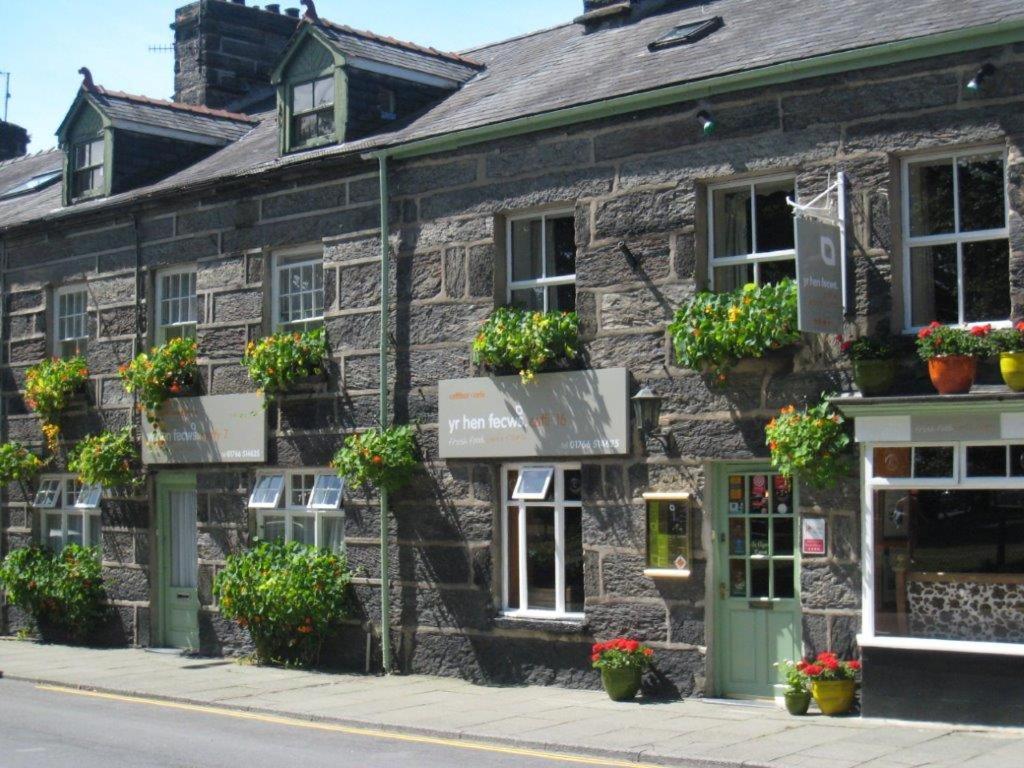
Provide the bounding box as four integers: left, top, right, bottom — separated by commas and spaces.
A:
494, 613, 587, 634
643, 568, 691, 579
858, 634, 1024, 658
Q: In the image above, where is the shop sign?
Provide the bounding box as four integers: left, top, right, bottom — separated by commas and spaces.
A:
802, 518, 826, 555
911, 413, 1001, 442
141, 393, 267, 465
795, 215, 844, 335
438, 368, 629, 459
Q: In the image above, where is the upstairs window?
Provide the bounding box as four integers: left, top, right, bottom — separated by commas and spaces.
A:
249, 470, 344, 552
55, 286, 88, 358
71, 138, 104, 199
903, 149, 1009, 329
709, 176, 795, 291
275, 254, 324, 332
291, 76, 335, 148
156, 268, 197, 344
506, 211, 576, 312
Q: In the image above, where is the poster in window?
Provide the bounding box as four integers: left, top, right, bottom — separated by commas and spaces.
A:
749, 475, 768, 514
880, 492, 911, 540
773, 475, 792, 514
646, 498, 691, 570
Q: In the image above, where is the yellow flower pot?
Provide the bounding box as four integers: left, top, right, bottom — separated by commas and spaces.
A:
811, 679, 856, 716
1000, 352, 1024, 392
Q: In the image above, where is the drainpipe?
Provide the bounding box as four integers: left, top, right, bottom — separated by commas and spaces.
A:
377, 154, 392, 674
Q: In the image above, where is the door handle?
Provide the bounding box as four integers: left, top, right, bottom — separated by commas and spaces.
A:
177, 593, 191, 600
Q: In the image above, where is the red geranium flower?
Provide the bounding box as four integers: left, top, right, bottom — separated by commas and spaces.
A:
970, 324, 992, 337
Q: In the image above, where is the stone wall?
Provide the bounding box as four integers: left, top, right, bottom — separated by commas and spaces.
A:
3, 41, 1024, 694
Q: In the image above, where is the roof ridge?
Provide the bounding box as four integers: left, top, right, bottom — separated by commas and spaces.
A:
0, 147, 62, 170
460, 19, 578, 56
316, 19, 485, 69
90, 86, 259, 123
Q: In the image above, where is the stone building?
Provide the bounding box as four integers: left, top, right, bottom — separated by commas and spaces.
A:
2, 0, 1024, 725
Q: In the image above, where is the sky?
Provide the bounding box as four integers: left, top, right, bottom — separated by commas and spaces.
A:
0, 0, 581, 152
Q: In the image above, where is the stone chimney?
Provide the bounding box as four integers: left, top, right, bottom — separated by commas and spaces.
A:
579, 0, 695, 31
0, 121, 29, 162
173, 0, 301, 110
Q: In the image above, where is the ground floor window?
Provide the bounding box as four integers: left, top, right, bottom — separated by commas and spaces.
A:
501, 463, 584, 618
868, 442, 1024, 646
249, 470, 344, 552
33, 475, 101, 553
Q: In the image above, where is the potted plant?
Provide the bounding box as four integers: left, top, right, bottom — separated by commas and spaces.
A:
992, 322, 1024, 392
119, 337, 198, 427
24, 356, 90, 451
67, 427, 139, 489
916, 322, 992, 395
243, 328, 328, 397
0, 441, 44, 487
590, 638, 654, 702
797, 652, 861, 716
776, 660, 811, 715
837, 335, 896, 396
333, 425, 418, 494
668, 280, 801, 384
472, 307, 579, 384
765, 399, 850, 489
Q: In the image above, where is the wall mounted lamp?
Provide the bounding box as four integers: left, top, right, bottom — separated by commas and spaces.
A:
632, 386, 670, 448
696, 110, 716, 136
966, 63, 996, 92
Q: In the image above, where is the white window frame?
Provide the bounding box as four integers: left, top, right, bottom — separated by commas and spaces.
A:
248, 474, 285, 509
900, 146, 1010, 333
250, 469, 344, 551
35, 475, 101, 554
707, 173, 797, 290
272, 249, 325, 332
505, 209, 576, 312
511, 467, 555, 501
155, 266, 198, 344
71, 137, 105, 199
54, 285, 89, 357
861, 440, 1024, 657
501, 462, 584, 620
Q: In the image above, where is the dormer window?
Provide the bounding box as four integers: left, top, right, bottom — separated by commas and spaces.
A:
291, 76, 336, 147
378, 87, 397, 121
71, 137, 105, 199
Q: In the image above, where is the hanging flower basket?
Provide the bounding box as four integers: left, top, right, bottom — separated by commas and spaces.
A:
119, 337, 198, 427
67, 427, 140, 488
243, 328, 327, 396
332, 425, 418, 494
472, 307, 579, 384
24, 357, 90, 451
0, 441, 44, 487
765, 398, 850, 489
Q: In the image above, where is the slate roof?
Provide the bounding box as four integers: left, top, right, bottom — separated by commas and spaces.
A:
2, 0, 1024, 233
85, 87, 258, 143
316, 20, 483, 84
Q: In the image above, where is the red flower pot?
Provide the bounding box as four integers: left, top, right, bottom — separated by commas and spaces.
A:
927, 355, 977, 395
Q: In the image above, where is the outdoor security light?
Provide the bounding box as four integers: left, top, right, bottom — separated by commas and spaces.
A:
632, 386, 665, 440
696, 110, 716, 135
966, 63, 995, 92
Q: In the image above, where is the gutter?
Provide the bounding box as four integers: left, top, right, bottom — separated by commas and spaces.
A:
364, 16, 1024, 162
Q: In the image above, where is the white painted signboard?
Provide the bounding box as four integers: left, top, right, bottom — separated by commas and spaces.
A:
142, 393, 267, 465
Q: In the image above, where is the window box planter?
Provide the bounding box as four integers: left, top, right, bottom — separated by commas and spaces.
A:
473, 307, 580, 384
243, 328, 328, 397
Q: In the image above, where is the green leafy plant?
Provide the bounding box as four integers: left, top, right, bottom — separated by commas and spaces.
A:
0, 544, 106, 643
243, 328, 327, 396
67, 428, 139, 488
0, 441, 44, 487
24, 357, 90, 450
214, 540, 353, 667
668, 280, 800, 382
836, 335, 895, 361
916, 322, 993, 360
590, 638, 654, 671
333, 425, 418, 493
119, 337, 198, 426
472, 307, 579, 384
766, 399, 850, 488
991, 322, 1024, 353
777, 659, 809, 695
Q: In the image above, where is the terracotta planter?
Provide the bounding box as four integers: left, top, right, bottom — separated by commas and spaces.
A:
811, 679, 856, 716
601, 666, 642, 702
852, 358, 896, 396
927, 355, 977, 395
785, 689, 812, 716
1000, 352, 1024, 392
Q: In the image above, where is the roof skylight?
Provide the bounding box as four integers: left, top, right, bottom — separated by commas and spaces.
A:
649, 16, 723, 51
0, 169, 62, 201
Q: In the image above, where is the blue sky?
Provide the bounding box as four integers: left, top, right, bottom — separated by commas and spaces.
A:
0, 0, 581, 152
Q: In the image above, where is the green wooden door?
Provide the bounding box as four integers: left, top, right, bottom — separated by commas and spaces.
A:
157, 473, 199, 650
714, 466, 802, 697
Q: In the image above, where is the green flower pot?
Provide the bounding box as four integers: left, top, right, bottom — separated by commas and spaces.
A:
784, 689, 811, 716
852, 358, 896, 397
601, 666, 642, 702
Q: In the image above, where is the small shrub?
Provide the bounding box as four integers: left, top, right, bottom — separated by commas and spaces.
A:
119, 337, 198, 426
765, 399, 850, 489
472, 307, 579, 383
916, 321, 993, 360
24, 357, 90, 450
243, 328, 327, 396
67, 427, 139, 488
333, 425, 418, 494
0, 441, 44, 486
0, 544, 106, 643
668, 280, 800, 382
214, 540, 352, 667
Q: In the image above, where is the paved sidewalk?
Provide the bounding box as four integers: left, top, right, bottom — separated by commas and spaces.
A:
1, 640, 1022, 768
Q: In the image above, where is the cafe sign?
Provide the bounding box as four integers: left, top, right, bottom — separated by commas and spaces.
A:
791, 173, 847, 336
438, 368, 630, 459
141, 393, 267, 465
